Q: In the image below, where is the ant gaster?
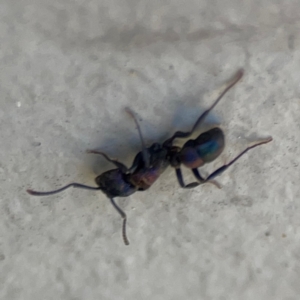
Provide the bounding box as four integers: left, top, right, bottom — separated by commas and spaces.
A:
27, 70, 272, 245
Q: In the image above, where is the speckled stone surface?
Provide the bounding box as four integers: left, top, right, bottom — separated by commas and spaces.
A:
0, 1, 299, 299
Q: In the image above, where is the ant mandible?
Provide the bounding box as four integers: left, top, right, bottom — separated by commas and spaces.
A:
27, 69, 272, 245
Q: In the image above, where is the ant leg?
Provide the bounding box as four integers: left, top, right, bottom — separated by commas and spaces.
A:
163, 69, 243, 147
128, 151, 144, 173
27, 183, 101, 196
109, 198, 129, 246
175, 168, 221, 189
86, 150, 128, 173
192, 169, 221, 189
192, 168, 205, 181
175, 168, 200, 189
205, 137, 273, 182
125, 108, 150, 168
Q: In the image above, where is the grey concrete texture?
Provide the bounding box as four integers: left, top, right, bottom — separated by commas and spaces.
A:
0, 0, 299, 299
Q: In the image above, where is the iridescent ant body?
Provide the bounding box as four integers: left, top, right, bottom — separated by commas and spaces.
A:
27, 70, 272, 245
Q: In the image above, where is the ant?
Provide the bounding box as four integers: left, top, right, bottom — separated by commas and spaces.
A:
27, 70, 272, 245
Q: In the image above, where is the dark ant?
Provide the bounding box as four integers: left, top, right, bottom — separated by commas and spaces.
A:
27, 70, 272, 245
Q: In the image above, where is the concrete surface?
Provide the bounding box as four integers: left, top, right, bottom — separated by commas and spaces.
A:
0, 0, 299, 299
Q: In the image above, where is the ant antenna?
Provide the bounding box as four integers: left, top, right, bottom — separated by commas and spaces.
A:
27, 183, 101, 196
